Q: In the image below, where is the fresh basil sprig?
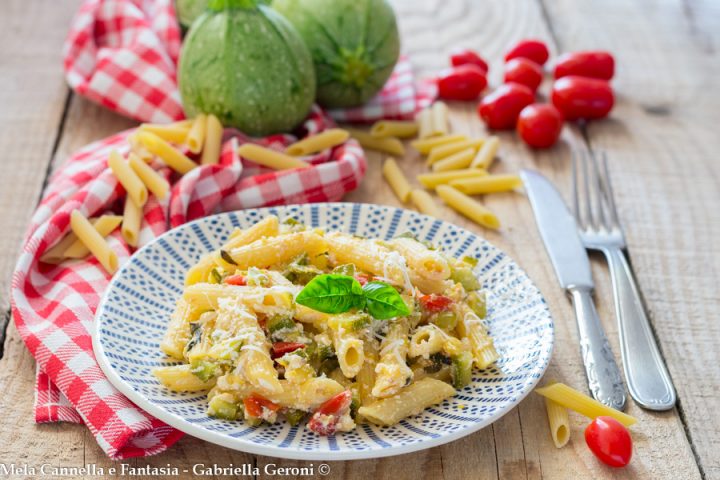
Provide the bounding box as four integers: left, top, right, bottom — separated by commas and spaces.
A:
295, 274, 410, 319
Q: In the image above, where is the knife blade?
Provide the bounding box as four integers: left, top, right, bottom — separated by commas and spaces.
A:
521, 169, 626, 410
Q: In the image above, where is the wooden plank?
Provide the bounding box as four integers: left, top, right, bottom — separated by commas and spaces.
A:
540, 0, 720, 477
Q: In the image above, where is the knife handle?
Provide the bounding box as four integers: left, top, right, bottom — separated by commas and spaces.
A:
568, 286, 627, 411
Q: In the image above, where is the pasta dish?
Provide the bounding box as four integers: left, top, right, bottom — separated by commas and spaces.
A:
154, 215, 498, 434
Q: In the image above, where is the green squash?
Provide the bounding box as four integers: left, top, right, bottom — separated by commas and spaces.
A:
175, 0, 209, 29
178, 0, 316, 136
272, 0, 400, 108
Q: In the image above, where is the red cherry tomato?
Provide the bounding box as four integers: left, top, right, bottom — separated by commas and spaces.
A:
271, 342, 306, 359
517, 104, 564, 148
354, 273, 370, 286
224, 274, 246, 286
554, 51, 615, 80
505, 39, 550, 66
419, 294, 454, 312
437, 65, 488, 101
243, 394, 281, 418
504, 58, 543, 92
307, 390, 353, 435
551, 76, 614, 120
450, 48, 489, 74
478, 82, 535, 130
585, 416, 633, 468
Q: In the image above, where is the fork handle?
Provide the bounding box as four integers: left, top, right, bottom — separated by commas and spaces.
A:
568, 286, 627, 410
603, 247, 677, 410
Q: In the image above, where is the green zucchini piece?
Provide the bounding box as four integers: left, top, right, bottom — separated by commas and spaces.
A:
451, 351, 473, 389
467, 291, 487, 318
432, 311, 457, 330
208, 395, 241, 420
284, 409, 306, 426
450, 266, 481, 291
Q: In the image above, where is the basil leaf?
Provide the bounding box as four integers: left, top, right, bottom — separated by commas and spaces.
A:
362, 281, 410, 320
295, 274, 365, 314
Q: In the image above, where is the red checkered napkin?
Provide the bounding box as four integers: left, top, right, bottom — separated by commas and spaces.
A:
63, 0, 432, 124
11, 107, 366, 459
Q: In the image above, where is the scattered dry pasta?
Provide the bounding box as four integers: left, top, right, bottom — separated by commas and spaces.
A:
382, 157, 412, 203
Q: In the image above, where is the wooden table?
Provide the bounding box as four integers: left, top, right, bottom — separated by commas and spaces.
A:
1, 0, 718, 478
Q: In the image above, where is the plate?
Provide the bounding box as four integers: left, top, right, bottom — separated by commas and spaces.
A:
93, 203, 554, 460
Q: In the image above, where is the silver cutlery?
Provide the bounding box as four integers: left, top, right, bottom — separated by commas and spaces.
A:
522, 169, 626, 410
572, 150, 676, 411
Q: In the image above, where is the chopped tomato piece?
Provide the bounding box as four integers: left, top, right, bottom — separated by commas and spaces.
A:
224, 274, 247, 286
271, 342, 306, 359
307, 390, 352, 436
419, 294, 454, 312
354, 273, 370, 286
243, 394, 281, 418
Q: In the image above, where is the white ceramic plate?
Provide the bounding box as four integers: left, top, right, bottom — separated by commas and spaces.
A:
94, 203, 554, 460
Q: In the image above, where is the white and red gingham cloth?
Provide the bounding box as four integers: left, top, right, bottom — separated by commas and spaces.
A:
13, 0, 435, 461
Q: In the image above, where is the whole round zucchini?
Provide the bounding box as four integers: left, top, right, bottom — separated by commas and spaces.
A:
272, 0, 400, 108
178, 0, 316, 136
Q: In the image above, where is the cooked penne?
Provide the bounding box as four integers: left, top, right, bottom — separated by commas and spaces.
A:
139, 131, 197, 174
427, 139, 485, 166
128, 153, 170, 200
370, 120, 418, 139
409, 189, 440, 217
139, 121, 192, 144
237, 143, 310, 170
411, 134, 467, 155
285, 128, 349, 156
432, 148, 476, 172
61, 215, 123, 259
417, 169, 488, 189
456, 303, 499, 369
153, 364, 217, 392
201, 114, 223, 165
183, 284, 297, 313
470, 136, 500, 169
545, 398, 571, 448
328, 315, 366, 378
535, 383, 637, 427
436, 185, 500, 230
121, 195, 142, 247
372, 318, 413, 398
449, 174, 523, 195
69, 210, 118, 274
347, 128, 405, 156
415, 107, 433, 139
160, 299, 196, 359
387, 236, 451, 280
382, 157, 412, 203
108, 150, 148, 207
430, 101, 450, 137
359, 378, 455, 426
409, 325, 445, 359
186, 114, 207, 154
223, 231, 328, 269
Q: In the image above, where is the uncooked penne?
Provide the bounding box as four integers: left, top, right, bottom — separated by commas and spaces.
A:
370, 120, 418, 139
432, 148, 476, 172
139, 131, 197, 174
127, 132, 154, 162
347, 129, 405, 156
410, 189, 440, 217
449, 174, 522, 195
40, 233, 81, 264
382, 157, 412, 203
108, 150, 148, 207
427, 139, 485, 166
417, 169, 488, 189
545, 398, 571, 448
121, 195, 142, 247
237, 143, 310, 170
285, 128, 349, 156
416, 107, 433, 139
430, 101, 450, 137
63, 215, 123, 259
186, 114, 207, 154
436, 185, 500, 229
535, 382, 637, 427
139, 121, 191, 144
128, 153, 169, 200
411, 134, 467, 155
470, 136, 500, 169
70, 210, 118, 274
201, 114, 223, 165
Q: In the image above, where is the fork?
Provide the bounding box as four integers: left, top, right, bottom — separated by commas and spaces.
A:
572, 150, 677, 411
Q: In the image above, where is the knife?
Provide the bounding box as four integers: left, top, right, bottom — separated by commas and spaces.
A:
521, 169, 627, 411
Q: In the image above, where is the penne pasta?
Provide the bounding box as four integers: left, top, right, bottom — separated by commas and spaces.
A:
121, 195, 142, 247
41, 233, 81, 264
370, 120, 419, 139
535, 382, 637, 427
430, 101, 450, 137
382, 157, 412, 203
415, 107, 433, 139
237, 143, 310, 170
387, 237, 451, 280
139, 131, 197, 174
409, 189, 440, 217
128, 153, 170, 200
285, 128, 349, 156
223, 231, 328, 270
417, 169, 488, 189
186, 114, 207, 154
69, 210, 118, 274
347, 128, 405, 156
59, 215, 123, 260
432, 148, 476, 172
456, 303, 499, 369
108, 150, 148, 207
409, 325, 445, 359
359, 378, 455, 426
411, 134, 467, 155
545, 398, 571, 448
449, 174, 523, 195
201, 114, 223, 165
127, 132, 154, 162
139, 121, 192, 144
470, 136, 500, 169
372, 318, 413, 398
153, 364, 217, 392
426, 139, 485, 166
437, 185, 500, 229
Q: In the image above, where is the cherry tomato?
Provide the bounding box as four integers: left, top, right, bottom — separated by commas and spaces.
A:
504, 58, 543, 92
419, 294, 454, 312
243, 394, 281, 418
517, 104, 564, 148
224, 274, 246, 286
437, 65, 488, 101
307, 390, 353, 435
554, 51, 614, 80
585, 416, 633, 468
354, 273, 370, 286
450, 48, 489, 74
478, 82, 535, 130
505, 39, 550, 66
271, 342, 306, 359
551, 76, 614, 120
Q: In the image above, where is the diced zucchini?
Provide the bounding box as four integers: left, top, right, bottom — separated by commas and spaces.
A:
467, 291, 487, 318
332, 263, 356, 276
190, 359, 219, 382
461, 255, 479, 267
350, 394, 361, 419
267, 315, 296, 334
432, 311, 458, 330
450, 266, 481, 291
208, 394, 241, 420
451, 351, 474, 389
318, 357, 340, 377
284, 409, 306, 426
